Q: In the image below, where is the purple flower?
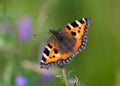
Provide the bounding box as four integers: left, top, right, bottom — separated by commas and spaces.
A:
68, 76, 78, 86
17, 16, 32, 41
40, 72, 53, 82
39, 69, 53, 85
15, 75, 28, 86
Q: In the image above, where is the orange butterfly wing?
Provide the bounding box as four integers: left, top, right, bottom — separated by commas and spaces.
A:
61, 18, 91, 60
40, 41, 62, 69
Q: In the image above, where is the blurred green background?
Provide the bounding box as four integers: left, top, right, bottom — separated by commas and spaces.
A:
0, 0, 120, 86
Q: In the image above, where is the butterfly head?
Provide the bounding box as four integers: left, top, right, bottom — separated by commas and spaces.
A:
50, 29, 64, 41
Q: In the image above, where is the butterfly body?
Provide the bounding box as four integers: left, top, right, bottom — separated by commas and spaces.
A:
40, 18, 91, 69
50, 29, 75, 53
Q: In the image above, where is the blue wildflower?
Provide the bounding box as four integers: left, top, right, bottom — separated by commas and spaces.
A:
15, 75, 28, 86
39, 70, 53, 86
17, 15, 32, 41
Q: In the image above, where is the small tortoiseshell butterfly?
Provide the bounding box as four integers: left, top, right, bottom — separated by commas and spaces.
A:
40, 17, 91, 69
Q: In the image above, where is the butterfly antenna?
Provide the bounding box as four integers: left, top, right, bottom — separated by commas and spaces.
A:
33, 31, 51, 38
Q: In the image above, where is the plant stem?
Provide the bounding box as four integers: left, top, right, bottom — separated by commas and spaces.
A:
61, 65, 68, 86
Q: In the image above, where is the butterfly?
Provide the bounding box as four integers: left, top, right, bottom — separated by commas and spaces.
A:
40, 17, 91, 69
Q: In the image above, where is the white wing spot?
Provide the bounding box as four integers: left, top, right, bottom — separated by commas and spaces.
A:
75, 20, 81, 26
46, 46, 51, 51
68, 23, 74, 29
43, 53, 48, 59
82, 18, 85, 22
41, 60, 44, 63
